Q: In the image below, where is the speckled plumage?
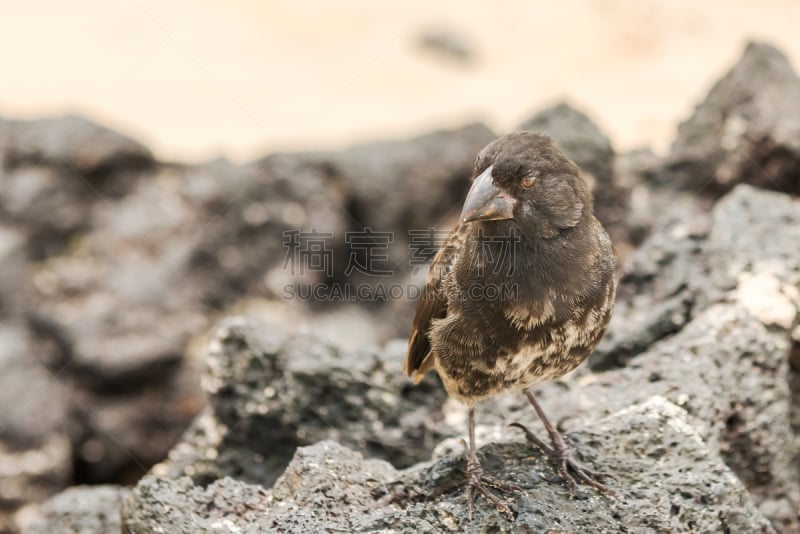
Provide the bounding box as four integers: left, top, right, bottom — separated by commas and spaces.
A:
404, 132, 617, 517
406, 132, 616, 404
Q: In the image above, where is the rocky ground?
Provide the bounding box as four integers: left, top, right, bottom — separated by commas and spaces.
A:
1, 41, 799, 533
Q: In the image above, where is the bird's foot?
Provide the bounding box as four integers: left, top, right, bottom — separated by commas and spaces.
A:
462, 440, 522, 520
509, 422, 615, 497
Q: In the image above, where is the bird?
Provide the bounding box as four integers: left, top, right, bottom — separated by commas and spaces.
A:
405, 131, 616, 518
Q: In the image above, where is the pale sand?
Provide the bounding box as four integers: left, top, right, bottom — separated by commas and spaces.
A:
1, 0, 797, 162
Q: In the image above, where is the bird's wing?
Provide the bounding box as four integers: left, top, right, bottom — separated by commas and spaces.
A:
405, 223, 468, 383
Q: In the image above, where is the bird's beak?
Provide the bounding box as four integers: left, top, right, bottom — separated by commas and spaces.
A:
460, 165, 516, 223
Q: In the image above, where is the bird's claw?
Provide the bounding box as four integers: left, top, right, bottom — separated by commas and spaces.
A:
510, 422, 615, 497
462, 440, 521, 521
555, 449, 615, 497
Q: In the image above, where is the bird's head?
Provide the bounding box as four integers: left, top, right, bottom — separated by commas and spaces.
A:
460, 131, 592, 239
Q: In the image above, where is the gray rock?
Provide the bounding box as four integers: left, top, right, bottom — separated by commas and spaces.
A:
702, 185, 800, 315
614, 147, 661, 190
519, 102, 614, 187
0, 326, 68, 452
790, 328, 800, 462
0, 433, 72, 516
169, 318, 449, 487
130, 184, 799, 530
25, 169, 211, 483
589, 193, 711, 370
614, 147, 695, 246
0, 116, 155, 259
19, 121, 496, 496
591, 184, 800, 370
23, 485, 128, 534
121, 476, 274, 533
26, 154, 317, 389
191, 153, 350, 304
122, 398, 775, 533
147, 408, 235, 485
0, 165, 101, 259
571, 185, 800, 529
30, 173, 209, 388
0, 326, 71, 511
67, 359, 203, 484
0, 114, 153, 178
195, 124, 494, 308
0, 225, 29, 319
131, 302, 797, 530
537, 304, 797, 529
333, 123, 494, 237
664, 41, 800, 195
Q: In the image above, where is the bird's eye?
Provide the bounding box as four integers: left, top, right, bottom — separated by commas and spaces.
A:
521, 175, 537, 188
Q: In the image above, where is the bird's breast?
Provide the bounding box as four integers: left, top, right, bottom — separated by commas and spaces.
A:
503, 298, 556, 329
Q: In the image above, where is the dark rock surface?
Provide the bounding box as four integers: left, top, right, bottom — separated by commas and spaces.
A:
198, 124, 494, 305
0, 166, 98, 260
0, 326, 71, 515
519, 102, 614, 187
188, 154, 349, 306
0, 114, 153, 178
542, 184, 800, 528
204, 320, 447, 470
148, 319, 448, 489
0, 326, 68, 451
30, 170, 210, 388
66, 361, 203, 485
614, 146, 702, 246
592, 184, 800, 371
0, 110, 503, 533
121, 476, 273, 533
513, 304, 797, 529
0, 226, 30, 319
23, 167, 210, 485
333, 123, 494, 236
0, 115, 155, 259
22, 485, 128, 534
122, 399, 775, 533
119, 290, 796, 530
664, 41, 800, 195
579, 184, 800, 529
118, 183, 800, 532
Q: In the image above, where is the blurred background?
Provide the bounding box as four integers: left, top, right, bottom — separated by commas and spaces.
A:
2, 0, 799, 161
3, 2, 800, 533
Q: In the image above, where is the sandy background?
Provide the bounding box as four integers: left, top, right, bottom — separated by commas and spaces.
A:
1, 0, 798, 162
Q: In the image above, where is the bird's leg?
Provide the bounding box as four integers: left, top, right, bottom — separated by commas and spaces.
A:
463, 407, 521, 520
511, 388, 615, 496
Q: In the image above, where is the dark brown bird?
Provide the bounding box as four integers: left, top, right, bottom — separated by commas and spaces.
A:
405, 131, 616, 517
